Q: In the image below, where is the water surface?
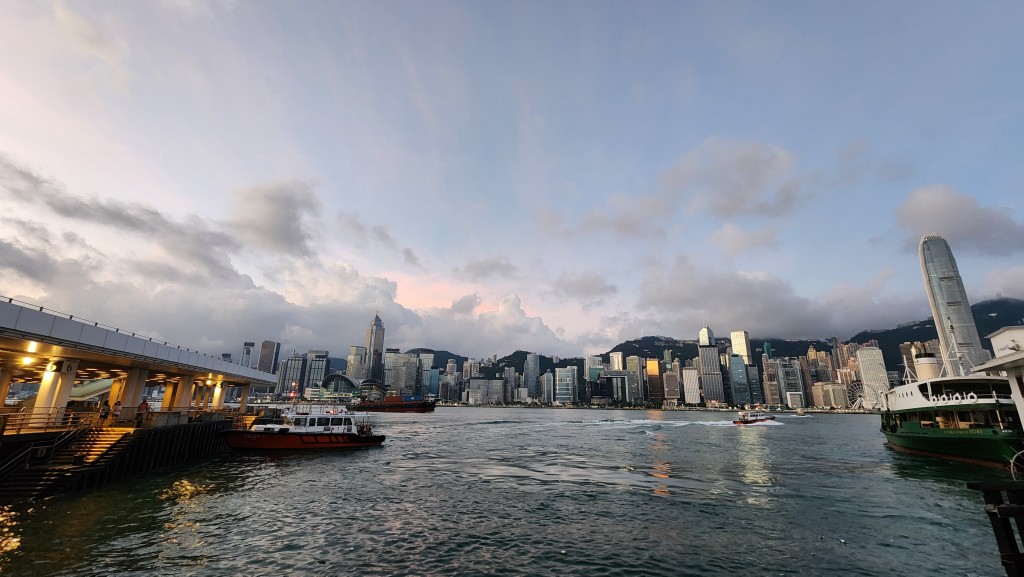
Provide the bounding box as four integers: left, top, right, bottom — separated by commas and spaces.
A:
0, 408, 1008, 576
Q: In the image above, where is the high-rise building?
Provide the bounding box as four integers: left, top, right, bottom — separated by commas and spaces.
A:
646, 358, 664, 406
257, 340, 281, 374
697, 325, 725, 405
303, 350, 330, 393
856, 347, 888, 410
276, 351, 306, 397
731, 331, 752, 365
524, 353, 540, 398
608, 351, 624, 371
729, 354, 752, 406
554, 367, 577, 404
625, 355, 644, 402
681, 367, 701, 404
239, 342, 255, 368
347, 346, 367, 380
698, 325, 715, 346
919, 234, 990, 374
364, 313, 385, 382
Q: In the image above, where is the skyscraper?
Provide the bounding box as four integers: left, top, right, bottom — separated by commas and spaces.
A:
257, 340, 281, 374
364, 312, 385, 382
730, 330, 752, 365
239, 342, 255, 368
919, 234, 989, 374
524, 353, 541, 398
856, 346, 888, 409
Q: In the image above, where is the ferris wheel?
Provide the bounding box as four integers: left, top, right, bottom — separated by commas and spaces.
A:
847, 382, 864, 410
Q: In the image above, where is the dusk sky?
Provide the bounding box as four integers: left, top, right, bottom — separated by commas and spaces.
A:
1, 1, 1023, 361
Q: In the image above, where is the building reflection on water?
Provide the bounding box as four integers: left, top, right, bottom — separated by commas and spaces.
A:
736, 426, 774, 502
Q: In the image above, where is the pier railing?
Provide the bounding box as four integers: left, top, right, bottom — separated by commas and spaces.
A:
968, 481, 1024, 577
1, 406, 237, 435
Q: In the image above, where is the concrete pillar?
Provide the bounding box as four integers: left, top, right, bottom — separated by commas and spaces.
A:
122, 368, 148, 408
172, 376, 195, 411
0, 368, 12, 403
238, 384, 250, 413
211, 384, 225, 408
201, 384, 212, 409
110, 377, 127, 405
31, 359, 79, 424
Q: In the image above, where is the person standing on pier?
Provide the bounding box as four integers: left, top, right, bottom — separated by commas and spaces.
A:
99, 400, 110, 425
112, 400, 122, 423
137, 398, 150, 426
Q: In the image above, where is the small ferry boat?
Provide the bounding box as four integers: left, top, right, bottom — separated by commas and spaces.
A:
734, 411, 776, 425
224, 404, 385, 450
795, 408, 807, 416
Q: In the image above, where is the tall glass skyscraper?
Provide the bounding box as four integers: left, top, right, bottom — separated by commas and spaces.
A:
919, 234, 989, 375
364, 312, 386, 383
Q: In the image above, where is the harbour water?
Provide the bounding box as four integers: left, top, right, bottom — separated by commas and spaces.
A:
0, 408, 1009, 576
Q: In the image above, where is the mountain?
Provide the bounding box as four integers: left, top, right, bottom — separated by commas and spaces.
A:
848, 297, 1024, 373
406, 348, 468, 372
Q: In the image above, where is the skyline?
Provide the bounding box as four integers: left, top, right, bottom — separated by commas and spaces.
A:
1, 2, 1023, 360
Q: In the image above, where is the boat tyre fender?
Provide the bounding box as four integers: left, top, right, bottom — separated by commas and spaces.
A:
967, 392, 978, 403
952, 393, 962, 403
939, 394, 948, 402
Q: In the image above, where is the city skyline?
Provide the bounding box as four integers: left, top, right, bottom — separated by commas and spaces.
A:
1, 2, 1023, 360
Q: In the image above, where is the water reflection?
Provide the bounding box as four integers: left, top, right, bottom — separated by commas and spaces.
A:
0, 505, 20, 556
650, 460, 673, 496
736, 426, 773, 487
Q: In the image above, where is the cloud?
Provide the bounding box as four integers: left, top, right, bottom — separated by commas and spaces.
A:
449, 294, 481, 315
547, 271, 617, 310
577, 192, 673, 239
228, 183, 320, 257
896, 185, 1024, 255
52, 2, 130, 88
710, 223, 779, 257
1, 154, 244, 282
659, 137, 804, 218
336, 211, 422, 267
634, 253, 925, 340
453, 256, 518, 281
986, 266, 1024, 301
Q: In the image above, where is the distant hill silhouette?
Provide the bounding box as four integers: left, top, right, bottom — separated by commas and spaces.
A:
405, 298, 1024, 378
848, 297, 1024, 372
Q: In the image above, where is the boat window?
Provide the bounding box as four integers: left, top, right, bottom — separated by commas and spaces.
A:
331, 417, 344, 426
344, 418, 353, 426
294, 418, 306, 426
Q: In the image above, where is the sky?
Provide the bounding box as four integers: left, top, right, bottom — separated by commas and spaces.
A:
1, 1, 1023, 361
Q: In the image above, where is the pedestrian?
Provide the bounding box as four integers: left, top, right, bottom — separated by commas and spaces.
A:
112, 400, 122, 423
99, 400, 110, 424
137, 398, 150, 426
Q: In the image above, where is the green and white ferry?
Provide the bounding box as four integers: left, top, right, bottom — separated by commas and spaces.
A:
880, 354, 1024, 468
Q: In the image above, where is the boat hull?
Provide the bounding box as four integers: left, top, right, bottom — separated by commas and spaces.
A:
355, 400, 436, 413
224, 430, 385, 450
882, 429, 1024, 469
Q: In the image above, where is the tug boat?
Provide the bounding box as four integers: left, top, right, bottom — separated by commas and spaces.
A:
733, 411, 776, 425
224, 404, 385, 450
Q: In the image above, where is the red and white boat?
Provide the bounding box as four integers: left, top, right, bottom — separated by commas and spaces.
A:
224, 404, 385, 450
733, 411, 776, 425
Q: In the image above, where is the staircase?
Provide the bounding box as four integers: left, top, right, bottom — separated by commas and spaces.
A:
0, 427, 133, 504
